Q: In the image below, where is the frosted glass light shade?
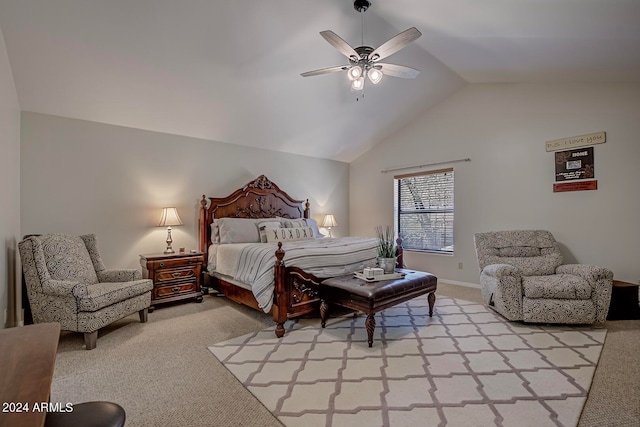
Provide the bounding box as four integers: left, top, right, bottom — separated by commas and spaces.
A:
368, 68, 383, 84
351, 77, 364, 91
348, 65, 362, 81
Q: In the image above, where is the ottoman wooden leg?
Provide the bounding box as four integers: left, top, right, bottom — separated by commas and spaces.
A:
365, 313, 376, 347
428, 292, 436, 317
320, 300, 329, 328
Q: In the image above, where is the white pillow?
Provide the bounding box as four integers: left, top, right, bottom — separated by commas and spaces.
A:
217, 218, 261, 244
265, 227, 315, 243
305, 218, 322, 238
283, 218, 307, 228
282, 217, 322, 238
210, 221, 220, 244
257, 221, 282, 243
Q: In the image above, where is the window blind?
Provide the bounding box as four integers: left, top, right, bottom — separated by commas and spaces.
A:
394, 168, 454, 253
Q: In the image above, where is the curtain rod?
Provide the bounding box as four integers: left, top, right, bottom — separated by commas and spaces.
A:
381, 158, 471, 174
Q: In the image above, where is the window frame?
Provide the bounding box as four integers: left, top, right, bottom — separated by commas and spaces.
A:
394, 167, 455, 255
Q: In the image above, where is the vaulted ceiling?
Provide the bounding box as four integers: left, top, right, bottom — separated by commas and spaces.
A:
1, 0, 639, 162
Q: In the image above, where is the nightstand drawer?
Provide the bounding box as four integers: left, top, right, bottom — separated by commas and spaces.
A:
155, 281, 197, 299
156, 266, 197, 283
146, 257, 201, 270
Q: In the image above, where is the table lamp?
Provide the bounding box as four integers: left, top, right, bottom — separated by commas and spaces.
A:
158, 207, 183, 254
322, 214, 337, 237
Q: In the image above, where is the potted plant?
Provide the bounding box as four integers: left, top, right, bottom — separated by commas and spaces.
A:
375, 225, 396, 274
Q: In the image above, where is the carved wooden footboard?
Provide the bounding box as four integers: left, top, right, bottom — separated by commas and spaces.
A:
199, 175, 320, 336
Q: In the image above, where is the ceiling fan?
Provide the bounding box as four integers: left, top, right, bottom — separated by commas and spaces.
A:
301, 0, 421, 94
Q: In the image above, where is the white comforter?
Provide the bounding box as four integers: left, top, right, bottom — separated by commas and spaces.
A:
215, 237, 379, 312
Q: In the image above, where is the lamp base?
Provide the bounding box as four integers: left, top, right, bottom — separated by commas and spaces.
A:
164, 228, 175, 254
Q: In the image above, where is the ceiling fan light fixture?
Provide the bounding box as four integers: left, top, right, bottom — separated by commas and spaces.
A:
300, 1, 421, 99
348, 65, 363, 81
368, 68, 383, 84
351, 76, 365, 91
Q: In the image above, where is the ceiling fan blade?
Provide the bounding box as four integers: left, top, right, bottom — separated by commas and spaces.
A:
301, 65, 348, 77
320, 30, 360, 60
377, 63, 420, 79
369, 27, 422, 62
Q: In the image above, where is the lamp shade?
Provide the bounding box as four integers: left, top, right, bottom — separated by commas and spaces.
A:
158, 207, 183, 227
322, 214, 337, 228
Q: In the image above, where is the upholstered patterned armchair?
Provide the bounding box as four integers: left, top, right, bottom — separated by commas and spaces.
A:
19, 234, 153, 349
474, 230, 613, 324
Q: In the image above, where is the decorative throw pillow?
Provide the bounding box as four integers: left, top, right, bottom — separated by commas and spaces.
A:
283, 218, 307, 229
304, 218, 322, 238
265, 227, 315, 243
257, 221, 282, 243
282, 217, 323, 238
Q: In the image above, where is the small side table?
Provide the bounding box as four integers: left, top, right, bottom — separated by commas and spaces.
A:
607, 280, 640, 320
139, 252, 204, 312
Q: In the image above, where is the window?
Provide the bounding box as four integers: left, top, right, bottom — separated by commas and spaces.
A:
394, 168, 454, 253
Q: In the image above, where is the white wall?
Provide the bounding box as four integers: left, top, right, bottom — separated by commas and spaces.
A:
21, 112, 349, 270
350, 83, 640, 285
0, 26, 21, 328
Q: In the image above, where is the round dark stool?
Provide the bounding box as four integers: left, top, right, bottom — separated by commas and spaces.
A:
45, 401, 125, 427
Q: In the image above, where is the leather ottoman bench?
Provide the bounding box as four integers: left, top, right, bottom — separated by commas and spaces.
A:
320, 269, 437, 347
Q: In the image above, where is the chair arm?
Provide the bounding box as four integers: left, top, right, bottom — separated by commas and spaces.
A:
557, 264, 613, 323
480, 264, 523, 321
556, 264, 613, 283
97, 269, 142, 282
42, 279, 88, 298
482, 263, 522, 279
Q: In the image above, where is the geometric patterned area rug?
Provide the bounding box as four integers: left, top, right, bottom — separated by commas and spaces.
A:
209, 297, 606, 427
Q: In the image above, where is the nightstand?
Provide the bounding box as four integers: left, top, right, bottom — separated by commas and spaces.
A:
139, 252, 204, 311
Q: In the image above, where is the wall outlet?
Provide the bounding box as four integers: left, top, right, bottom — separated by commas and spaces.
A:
458, 262, 463, 270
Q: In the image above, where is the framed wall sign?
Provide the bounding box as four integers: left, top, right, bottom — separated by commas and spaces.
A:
555, 147, 594, 182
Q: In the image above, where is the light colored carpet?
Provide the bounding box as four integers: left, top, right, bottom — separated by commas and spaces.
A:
210, 296, 606, 427
48, 282, 640, 427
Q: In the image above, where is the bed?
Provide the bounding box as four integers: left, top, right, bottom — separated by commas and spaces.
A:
198, 175, 404, 337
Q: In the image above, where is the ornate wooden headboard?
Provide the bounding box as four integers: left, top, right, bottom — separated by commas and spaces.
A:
198, 175, 310, 254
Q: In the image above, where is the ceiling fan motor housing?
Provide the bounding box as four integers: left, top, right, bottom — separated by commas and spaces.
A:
350, 46, 381, 71
354, 0, 371, 13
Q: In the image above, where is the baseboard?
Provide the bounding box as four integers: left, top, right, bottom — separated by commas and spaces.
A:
439, 279, 481, 289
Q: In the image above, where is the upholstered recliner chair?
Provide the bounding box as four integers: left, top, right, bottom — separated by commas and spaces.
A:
19, 234, 153, 349
474, 230, 613, 324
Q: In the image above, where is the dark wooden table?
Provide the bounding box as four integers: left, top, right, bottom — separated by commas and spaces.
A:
320, 269, 437, 347
0, 322, 60, 427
